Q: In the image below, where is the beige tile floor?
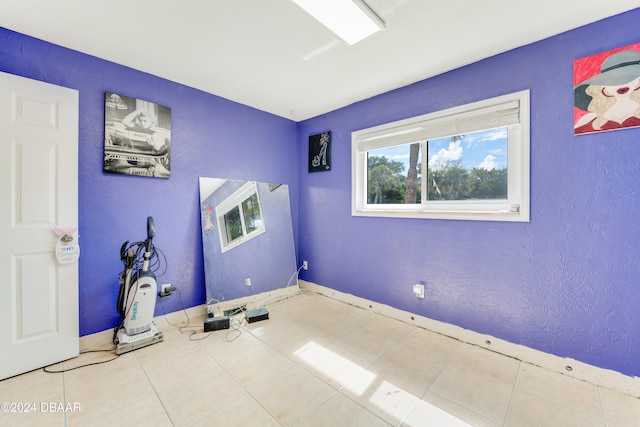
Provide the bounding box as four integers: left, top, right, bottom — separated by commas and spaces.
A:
1, 292, 640, 426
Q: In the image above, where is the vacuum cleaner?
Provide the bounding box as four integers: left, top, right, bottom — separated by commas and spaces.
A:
113, 216, 164, 354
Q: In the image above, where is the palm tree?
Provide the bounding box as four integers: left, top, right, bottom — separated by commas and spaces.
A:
404, 143, 420, 203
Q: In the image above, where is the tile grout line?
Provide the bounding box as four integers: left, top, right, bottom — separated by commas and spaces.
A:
387, 330, 424, 427
243, 296, 396, 425
501, 359, 523, 426
133, 351, 176, 426
410, 339, 467, 425
412, 339, 514, 426
597, 386, 608, 427
196, 331, 287, 426
507, 362, 610, 426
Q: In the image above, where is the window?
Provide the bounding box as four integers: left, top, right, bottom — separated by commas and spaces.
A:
216, 181, 265, 252
352, 90, 530, 221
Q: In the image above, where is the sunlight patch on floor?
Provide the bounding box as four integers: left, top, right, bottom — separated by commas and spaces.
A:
294, 341, 375, 393
294, 341, 472, 425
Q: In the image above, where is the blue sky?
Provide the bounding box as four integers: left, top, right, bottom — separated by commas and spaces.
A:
370, 127, 508, 174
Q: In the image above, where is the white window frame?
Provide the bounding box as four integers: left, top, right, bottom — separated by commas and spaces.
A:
352, 90, 530, 222
215, 181, 265, 252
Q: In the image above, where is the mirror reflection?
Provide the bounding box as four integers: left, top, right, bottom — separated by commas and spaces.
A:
199, 178, 297, 304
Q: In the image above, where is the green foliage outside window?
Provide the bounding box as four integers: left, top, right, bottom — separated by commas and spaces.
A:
367, 136, 507, 205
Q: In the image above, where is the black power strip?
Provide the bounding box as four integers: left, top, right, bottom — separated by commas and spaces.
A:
204, 316, 230, 331
245, 307, 269, 323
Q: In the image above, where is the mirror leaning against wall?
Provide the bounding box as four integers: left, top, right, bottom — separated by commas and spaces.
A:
199, 177, 297, 307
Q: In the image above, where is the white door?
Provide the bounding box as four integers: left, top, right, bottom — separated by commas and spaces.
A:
0, 72, 79, 380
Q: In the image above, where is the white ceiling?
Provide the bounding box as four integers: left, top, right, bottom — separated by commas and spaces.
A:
1, 0, 639, 121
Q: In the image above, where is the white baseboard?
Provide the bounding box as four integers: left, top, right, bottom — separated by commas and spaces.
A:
80, 281, 639, 397
79, 303, 207, 351
205, 285, 301, 316
298, 280, 640, 398
79, 286, 300, 351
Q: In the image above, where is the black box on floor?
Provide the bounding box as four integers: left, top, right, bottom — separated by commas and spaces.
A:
245, 307, 269, 323
204, 316, 230, 331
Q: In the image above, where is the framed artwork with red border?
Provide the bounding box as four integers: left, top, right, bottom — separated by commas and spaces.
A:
574, 42, 640, 135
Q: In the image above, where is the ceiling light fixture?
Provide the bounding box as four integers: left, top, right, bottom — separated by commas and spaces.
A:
291, 0, 385, 46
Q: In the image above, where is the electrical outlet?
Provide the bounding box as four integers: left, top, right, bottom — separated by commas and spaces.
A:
160, 283, 173, 297
245, 277, 252, 286
303, 260, 309, 270
413, 283, 425, 299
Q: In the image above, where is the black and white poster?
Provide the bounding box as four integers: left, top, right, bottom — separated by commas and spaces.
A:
104, 92, 171, 178
308, 131, 331, 173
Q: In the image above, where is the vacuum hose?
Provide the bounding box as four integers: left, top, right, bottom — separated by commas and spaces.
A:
117, 248, 135, 318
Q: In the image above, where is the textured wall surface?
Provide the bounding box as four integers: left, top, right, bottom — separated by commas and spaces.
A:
2, 8, 640, 378
0, 27, 298, 336
297, 9, 640, 377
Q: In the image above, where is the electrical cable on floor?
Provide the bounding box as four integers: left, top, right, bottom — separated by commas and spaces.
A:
157, 287, 211, 341
223, 264, 309, 341
45, 262, 320, 374
43, 266, 314, 374
215, 263, 319, 343
199, 298, 248, 342
43, 348, 121, 374
159, 288, 243, 342
158, 286, 190, 329
225, 313, 244, 342
158, 263, 319, 344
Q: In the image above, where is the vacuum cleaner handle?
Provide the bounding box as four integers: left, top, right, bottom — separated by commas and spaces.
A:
146, 216, 155, 252
147, 216, 155, 239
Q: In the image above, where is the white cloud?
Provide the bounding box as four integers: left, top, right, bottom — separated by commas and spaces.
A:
478, 154, 498, 170
465, 128, 507, 144
428, 141, 462, 170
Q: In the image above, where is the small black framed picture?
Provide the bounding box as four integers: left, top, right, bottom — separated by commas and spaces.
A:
308, 131, 331, 172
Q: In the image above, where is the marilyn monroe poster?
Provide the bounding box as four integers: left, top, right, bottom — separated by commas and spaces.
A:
104, 92, 171, 177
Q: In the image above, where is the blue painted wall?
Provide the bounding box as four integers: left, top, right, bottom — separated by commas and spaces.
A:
297, 9, 640, 377
0, 27, 299, 336
2, 8, 639, 378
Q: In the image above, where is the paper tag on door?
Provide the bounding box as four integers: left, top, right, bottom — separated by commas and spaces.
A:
54, 227, 80, 264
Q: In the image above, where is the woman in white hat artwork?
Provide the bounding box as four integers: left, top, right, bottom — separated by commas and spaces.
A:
574, 46, 640, 135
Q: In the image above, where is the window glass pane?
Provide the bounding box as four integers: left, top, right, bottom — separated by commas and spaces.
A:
242, 193, 263, 234
224, 206, 243, 242
367, 143, 421, 204
427, 128, 508, 201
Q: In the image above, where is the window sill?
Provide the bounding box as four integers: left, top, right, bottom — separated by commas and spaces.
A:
352, 207, 529, 222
